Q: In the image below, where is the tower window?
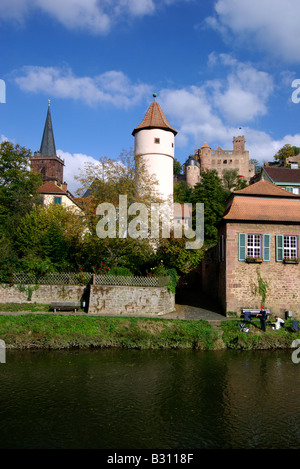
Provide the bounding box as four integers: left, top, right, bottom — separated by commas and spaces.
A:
154, 138, 160, 144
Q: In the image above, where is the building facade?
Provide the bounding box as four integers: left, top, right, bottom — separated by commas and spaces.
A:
260, 166, 300, 194
202, 180, 300, 317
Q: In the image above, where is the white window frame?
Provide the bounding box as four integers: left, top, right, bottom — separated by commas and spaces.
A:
246, 234, 261, 258
283, 235, 298, 259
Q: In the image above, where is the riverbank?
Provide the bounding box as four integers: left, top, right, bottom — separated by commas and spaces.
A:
0, 312, 299, 351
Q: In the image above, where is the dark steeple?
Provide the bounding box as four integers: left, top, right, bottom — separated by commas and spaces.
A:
40, 99, 56, 156
31, 100, 64, 185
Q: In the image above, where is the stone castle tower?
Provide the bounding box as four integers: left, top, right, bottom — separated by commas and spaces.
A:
192, 136, 255, 186
132, 95, 177, 202
182, 155, 200, 188
30, 100, 65, 186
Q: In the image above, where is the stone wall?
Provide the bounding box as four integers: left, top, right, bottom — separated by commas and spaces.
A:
88, 285, 175, 316
0, 284, 86, 304
0, 283, 175, 317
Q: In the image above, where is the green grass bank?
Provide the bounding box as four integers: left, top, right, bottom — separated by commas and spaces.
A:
0, 312, 299, 351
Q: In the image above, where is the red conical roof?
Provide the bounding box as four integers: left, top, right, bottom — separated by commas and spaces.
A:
132, 100, 177, 136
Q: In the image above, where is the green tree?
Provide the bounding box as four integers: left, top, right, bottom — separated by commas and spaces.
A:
0, 141, 42, 232
190, 170, 229, 245
222, 169, 248, 191
273, 144, 295, 165
173, 158, 182, 176
156, 236, 204, 275
174, 181, 192, 204
12, 204, 87, 273
293, 146, 300, 156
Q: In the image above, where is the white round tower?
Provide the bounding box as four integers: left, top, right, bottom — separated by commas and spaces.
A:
132, 95, 177, 203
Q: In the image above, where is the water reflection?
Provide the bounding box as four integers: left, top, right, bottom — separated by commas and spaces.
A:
0, 348, 299, 449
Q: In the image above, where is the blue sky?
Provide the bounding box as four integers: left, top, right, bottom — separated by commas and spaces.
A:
1, 0, 300, 194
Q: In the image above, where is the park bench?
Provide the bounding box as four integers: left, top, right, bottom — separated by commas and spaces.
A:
241, 308, 270, 319
50, 302, 81, 313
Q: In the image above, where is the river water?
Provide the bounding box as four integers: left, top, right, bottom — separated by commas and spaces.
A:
0, 348, 299, 449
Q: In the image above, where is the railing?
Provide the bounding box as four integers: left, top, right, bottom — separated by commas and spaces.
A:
11, 272, 170, 288
94, 275, 169, 287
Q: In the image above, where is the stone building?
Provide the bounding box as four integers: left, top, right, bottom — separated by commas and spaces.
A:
194, 136, 254, 179
31, 101, 82, 214
177, 136, 255, 189
31, 100, 65, 185
202, 180, 300, 317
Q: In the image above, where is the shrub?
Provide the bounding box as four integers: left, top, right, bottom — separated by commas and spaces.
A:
166, 268, 178, 293
106, 266, 133, 277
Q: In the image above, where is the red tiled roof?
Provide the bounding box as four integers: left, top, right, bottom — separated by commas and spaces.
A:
223, 197, 300, 222
38, 181, 65, 194
234, 179, 300, 197
224, 180, 300, 222
132, 101, 177, 136
263, 166, 300, 183
38, 181, 82, 209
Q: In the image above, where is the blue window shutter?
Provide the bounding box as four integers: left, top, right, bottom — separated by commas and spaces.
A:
276, 235, 283, 262
263, 234, 270, 261
238, 233, 246, 261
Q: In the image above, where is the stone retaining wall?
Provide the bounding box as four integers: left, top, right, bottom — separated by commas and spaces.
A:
0, 284, 86, 304
0, 283, 175, 316
88, 285, 175, 316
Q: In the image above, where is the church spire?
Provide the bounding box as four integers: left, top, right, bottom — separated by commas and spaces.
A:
40, 99, 56, 156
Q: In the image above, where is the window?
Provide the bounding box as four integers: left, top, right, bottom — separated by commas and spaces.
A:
276, 235, 298, 261
284, 236, 297, 258
154, 138, 160, 144
54, 196, 62, 205
247, 234, 261, 258
239, 233, 270, 261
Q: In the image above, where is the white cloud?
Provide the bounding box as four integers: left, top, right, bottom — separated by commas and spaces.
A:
0, 0, 188, 33
159, 55, 274, 152
207, 53, 274, 123
14, 66, 152, 108
36, 0, 110, 34
57, 149, 98, 195
207, 0, 300, 63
